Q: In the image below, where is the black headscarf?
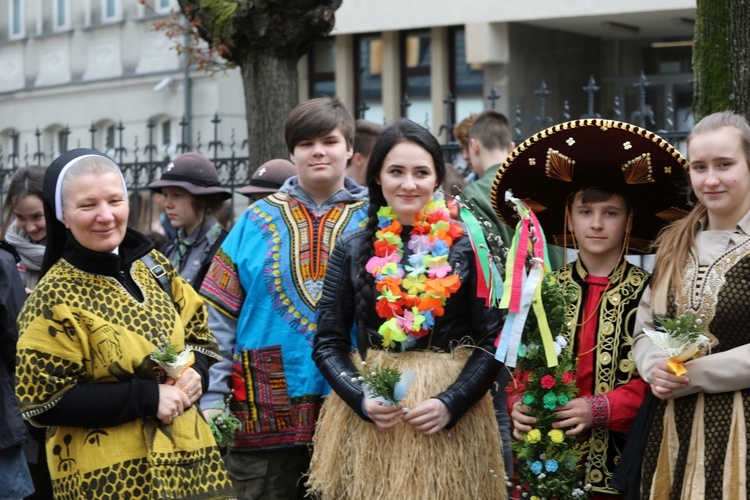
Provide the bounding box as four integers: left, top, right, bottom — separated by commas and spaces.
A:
41, 149, 121, 275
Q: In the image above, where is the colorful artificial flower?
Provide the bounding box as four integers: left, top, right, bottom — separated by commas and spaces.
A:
530, 461, 543, 475
367, 199, 463, 348
525, 429, 542, 444
542, 391, 558, 410
548, 429, 565, 444
540, 374, 557, 389
522, 393, 536, 405
557, 393, 570, 406
561, 371, 575, 384
545, 460, 559, 472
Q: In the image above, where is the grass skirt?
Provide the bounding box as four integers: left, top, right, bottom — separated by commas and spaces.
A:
306, 349, 506, 499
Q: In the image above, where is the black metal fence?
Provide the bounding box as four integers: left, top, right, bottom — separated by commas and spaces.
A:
0, 72, 692, 220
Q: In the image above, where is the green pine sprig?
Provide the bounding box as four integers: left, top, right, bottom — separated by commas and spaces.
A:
653, 313, 707, 344
151, 334, 179, 364
360, 364, 402, 407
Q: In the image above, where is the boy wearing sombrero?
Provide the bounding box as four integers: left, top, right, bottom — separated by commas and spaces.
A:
493, 119, 691, 498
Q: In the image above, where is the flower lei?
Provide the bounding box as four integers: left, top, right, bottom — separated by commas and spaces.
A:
366, 198, 463, 348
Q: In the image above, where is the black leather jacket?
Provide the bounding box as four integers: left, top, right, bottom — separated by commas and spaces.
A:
314, 226, 504, 428
0, 243, 28, 450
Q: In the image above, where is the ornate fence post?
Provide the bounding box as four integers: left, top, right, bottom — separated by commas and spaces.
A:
581, 75, 602, 119
209, 113, 224, 166
631, 72, 655, 128
486, 86, 501, 110
400, 93, 412, 119
33, 127, 44, 164
529, 80, 553, 134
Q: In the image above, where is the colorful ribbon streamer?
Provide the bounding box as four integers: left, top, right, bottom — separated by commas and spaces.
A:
494, 192, 558, 368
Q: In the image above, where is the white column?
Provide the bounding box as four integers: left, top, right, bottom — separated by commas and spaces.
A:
335, 34, 355, 113
381, 30, 400, 123
430, 26, 449, 138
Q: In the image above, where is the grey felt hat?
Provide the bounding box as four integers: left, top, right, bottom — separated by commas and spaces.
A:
149, 152, 231, 199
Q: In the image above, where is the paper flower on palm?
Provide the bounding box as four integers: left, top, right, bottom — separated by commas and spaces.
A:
642, 313, 711, 376
150, 335, 195, 379
360, 364, 416, 411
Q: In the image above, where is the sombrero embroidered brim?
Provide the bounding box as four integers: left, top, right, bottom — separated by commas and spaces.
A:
490, 119, 692, 253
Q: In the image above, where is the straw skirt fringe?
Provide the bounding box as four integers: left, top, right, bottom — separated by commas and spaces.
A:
306, 349, 506, 500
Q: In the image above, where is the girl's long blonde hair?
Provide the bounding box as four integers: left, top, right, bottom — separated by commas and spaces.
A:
650, 111, 750, 312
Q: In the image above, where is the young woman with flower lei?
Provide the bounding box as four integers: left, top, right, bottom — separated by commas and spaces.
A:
308, 119, 506, 499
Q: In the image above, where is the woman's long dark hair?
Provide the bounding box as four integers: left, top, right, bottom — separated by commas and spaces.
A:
354, 119, 447, 338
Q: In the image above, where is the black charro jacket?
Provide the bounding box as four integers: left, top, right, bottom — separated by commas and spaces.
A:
313, 225, 504, 429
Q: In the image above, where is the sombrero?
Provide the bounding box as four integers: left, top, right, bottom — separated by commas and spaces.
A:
490, 119, 691, 253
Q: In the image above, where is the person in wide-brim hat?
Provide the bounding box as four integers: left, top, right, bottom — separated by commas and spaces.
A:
494, 119, 692, 498
490, 118, 692, 253
236, 159, 297, 201
148, 152, 229, 289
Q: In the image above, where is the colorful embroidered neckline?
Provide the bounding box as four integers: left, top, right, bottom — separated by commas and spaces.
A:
366, 198, 463, 348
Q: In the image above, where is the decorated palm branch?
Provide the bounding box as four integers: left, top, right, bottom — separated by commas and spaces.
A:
496, 193, 590, 499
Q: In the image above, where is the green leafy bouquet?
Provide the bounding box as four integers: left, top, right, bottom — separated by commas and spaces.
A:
150, 335, 194, 380
205, 394, 242, 450
358, 361, 416, 411
644, 312, 710, 376
507, 275, 591, 499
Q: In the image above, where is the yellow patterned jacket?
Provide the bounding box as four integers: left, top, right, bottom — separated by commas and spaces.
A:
15, 233, 233, 500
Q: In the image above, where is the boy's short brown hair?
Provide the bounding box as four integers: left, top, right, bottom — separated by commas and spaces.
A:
284, 97, 355, 153
453, 114, 476, 150
353, 119, 384, 157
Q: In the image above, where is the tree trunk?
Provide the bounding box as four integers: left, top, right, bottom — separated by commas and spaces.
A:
238, 48, 300, 173
728, 1, 750, 118
693, 0, 750, 120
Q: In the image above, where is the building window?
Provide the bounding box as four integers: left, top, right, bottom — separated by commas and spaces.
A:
156, 0, 175, 14
450, 27, 484, 123
58, 128, 68, 154
354, 34, 384, 124
10, 0, 24, 39
308, 38, 336, 98
106, 125, 116, 150
102, 0, 121, 22
53, 0, 70, 31
400, 30, 432, 127
159, 118, 174, 156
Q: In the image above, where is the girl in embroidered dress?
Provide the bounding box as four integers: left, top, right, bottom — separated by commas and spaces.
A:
491, 119, 692, 498
633, 111, 750, 498
308, 119, 506, 498
148, 152, 230, 290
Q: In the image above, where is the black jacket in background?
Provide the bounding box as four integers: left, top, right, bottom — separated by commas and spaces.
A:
0, 244, 29, 450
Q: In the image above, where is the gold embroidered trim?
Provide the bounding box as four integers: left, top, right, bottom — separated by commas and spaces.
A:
557, 261, 649, 494
522, 198, 547, 214
545, 148, 574, 182
678, 238, 750, 322
622, 153, 654, 184
655, 207, 690, 223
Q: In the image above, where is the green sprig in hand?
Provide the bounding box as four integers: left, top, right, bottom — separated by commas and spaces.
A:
644, 313, 711, 376
150, 334, 194, 380
353, 361, 416, 411
206, 394, 241, 450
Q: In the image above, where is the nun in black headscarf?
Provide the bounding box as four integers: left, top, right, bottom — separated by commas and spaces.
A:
15, 149, 233, 499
